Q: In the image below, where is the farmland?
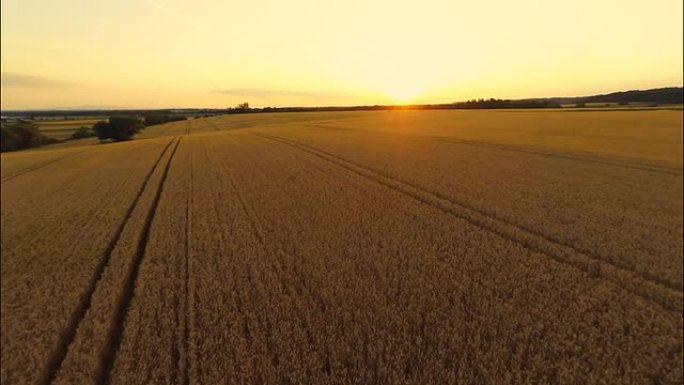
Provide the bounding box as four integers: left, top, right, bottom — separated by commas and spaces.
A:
1, 109, 682, 384
34, 119, 103, 139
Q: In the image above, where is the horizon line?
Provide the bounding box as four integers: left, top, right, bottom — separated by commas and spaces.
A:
2, 85, 682, 112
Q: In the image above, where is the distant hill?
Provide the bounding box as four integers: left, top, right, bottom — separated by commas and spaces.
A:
575, 87, 683, 104
531, 87, 684, 105
444, 87, 683, 110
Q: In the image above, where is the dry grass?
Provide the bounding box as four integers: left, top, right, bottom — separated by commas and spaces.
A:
1, 109, 682, 384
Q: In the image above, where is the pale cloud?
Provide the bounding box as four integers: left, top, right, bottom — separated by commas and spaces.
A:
210, 88, 357, 101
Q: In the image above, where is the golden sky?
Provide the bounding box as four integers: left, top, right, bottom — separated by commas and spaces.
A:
1, 0, 682, 109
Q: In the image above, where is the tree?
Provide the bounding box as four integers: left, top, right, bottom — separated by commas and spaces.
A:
143, 114, 187, 126
72, 126, 95, 139
237, 102, 250, 110
94, 117, 143, 142
0, 123, 49, 152
1, 125, 20, 152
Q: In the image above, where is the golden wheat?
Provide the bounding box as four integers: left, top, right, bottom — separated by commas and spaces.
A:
1, 110, 681, 384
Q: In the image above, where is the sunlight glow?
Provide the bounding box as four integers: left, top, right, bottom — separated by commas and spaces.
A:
381, 82, 429, 104
1, 0, 682, 109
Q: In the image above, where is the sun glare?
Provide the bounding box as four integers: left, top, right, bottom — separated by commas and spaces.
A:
379, 79, 432, 104
386, 86, 422, 103
0, 0, 681, 109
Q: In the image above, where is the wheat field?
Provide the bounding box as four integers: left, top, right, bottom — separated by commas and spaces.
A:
1, 109, 682, 384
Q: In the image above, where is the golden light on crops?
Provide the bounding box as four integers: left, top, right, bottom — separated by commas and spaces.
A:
2, 110, 682, 383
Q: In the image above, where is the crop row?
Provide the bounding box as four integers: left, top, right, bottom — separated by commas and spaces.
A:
102, 131, 682, 384
260, 124, 683, 290
0, 137, 176, 385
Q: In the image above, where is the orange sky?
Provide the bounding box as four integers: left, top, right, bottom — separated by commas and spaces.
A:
1, 0, 682, 109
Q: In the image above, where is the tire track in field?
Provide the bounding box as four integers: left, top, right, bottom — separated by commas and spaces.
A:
212, 135, 266, 246
1, 150, 88, 183
155, 119, 186, 137
204, 119, 222, 131
225, 166, 266, 246
259, 132, 679, 287
307, 123, 683, 175
180, 149, 192, 385
170, 150, 190, 385
202, 118, 255, 132
170, 140, 191, 385
156, 124, 170, 137
37, 138, 176, 385
439, 138, 682, 175
256, 133, 683, 312
94, 137, 182, 385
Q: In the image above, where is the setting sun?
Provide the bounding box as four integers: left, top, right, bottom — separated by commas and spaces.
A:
1, 0, 682, 109
387, 88, 422, 103
380, 81, 430, 103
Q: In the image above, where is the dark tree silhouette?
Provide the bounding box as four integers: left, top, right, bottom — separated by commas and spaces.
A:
94, 117, 144, 142
143, 114, 186, 126
0, 123, 52, 152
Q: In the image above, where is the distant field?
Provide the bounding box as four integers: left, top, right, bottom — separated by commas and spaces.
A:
36, 119, 102, 139
1, 109, 682, 384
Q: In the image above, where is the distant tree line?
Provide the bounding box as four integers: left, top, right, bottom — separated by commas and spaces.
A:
143, 114, 187, 126
85, 114, 189, 142
1, 114, 194, 152
218, 99, 561, 114
448, 98, 561, 109
0, 123, 58, 152
225, 102, 252, 114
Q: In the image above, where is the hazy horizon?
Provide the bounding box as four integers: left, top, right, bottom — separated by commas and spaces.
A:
1, 84, 683, 112
2, 0, 682, 110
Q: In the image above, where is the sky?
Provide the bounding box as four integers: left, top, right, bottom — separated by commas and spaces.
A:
1, 0, 682, 109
